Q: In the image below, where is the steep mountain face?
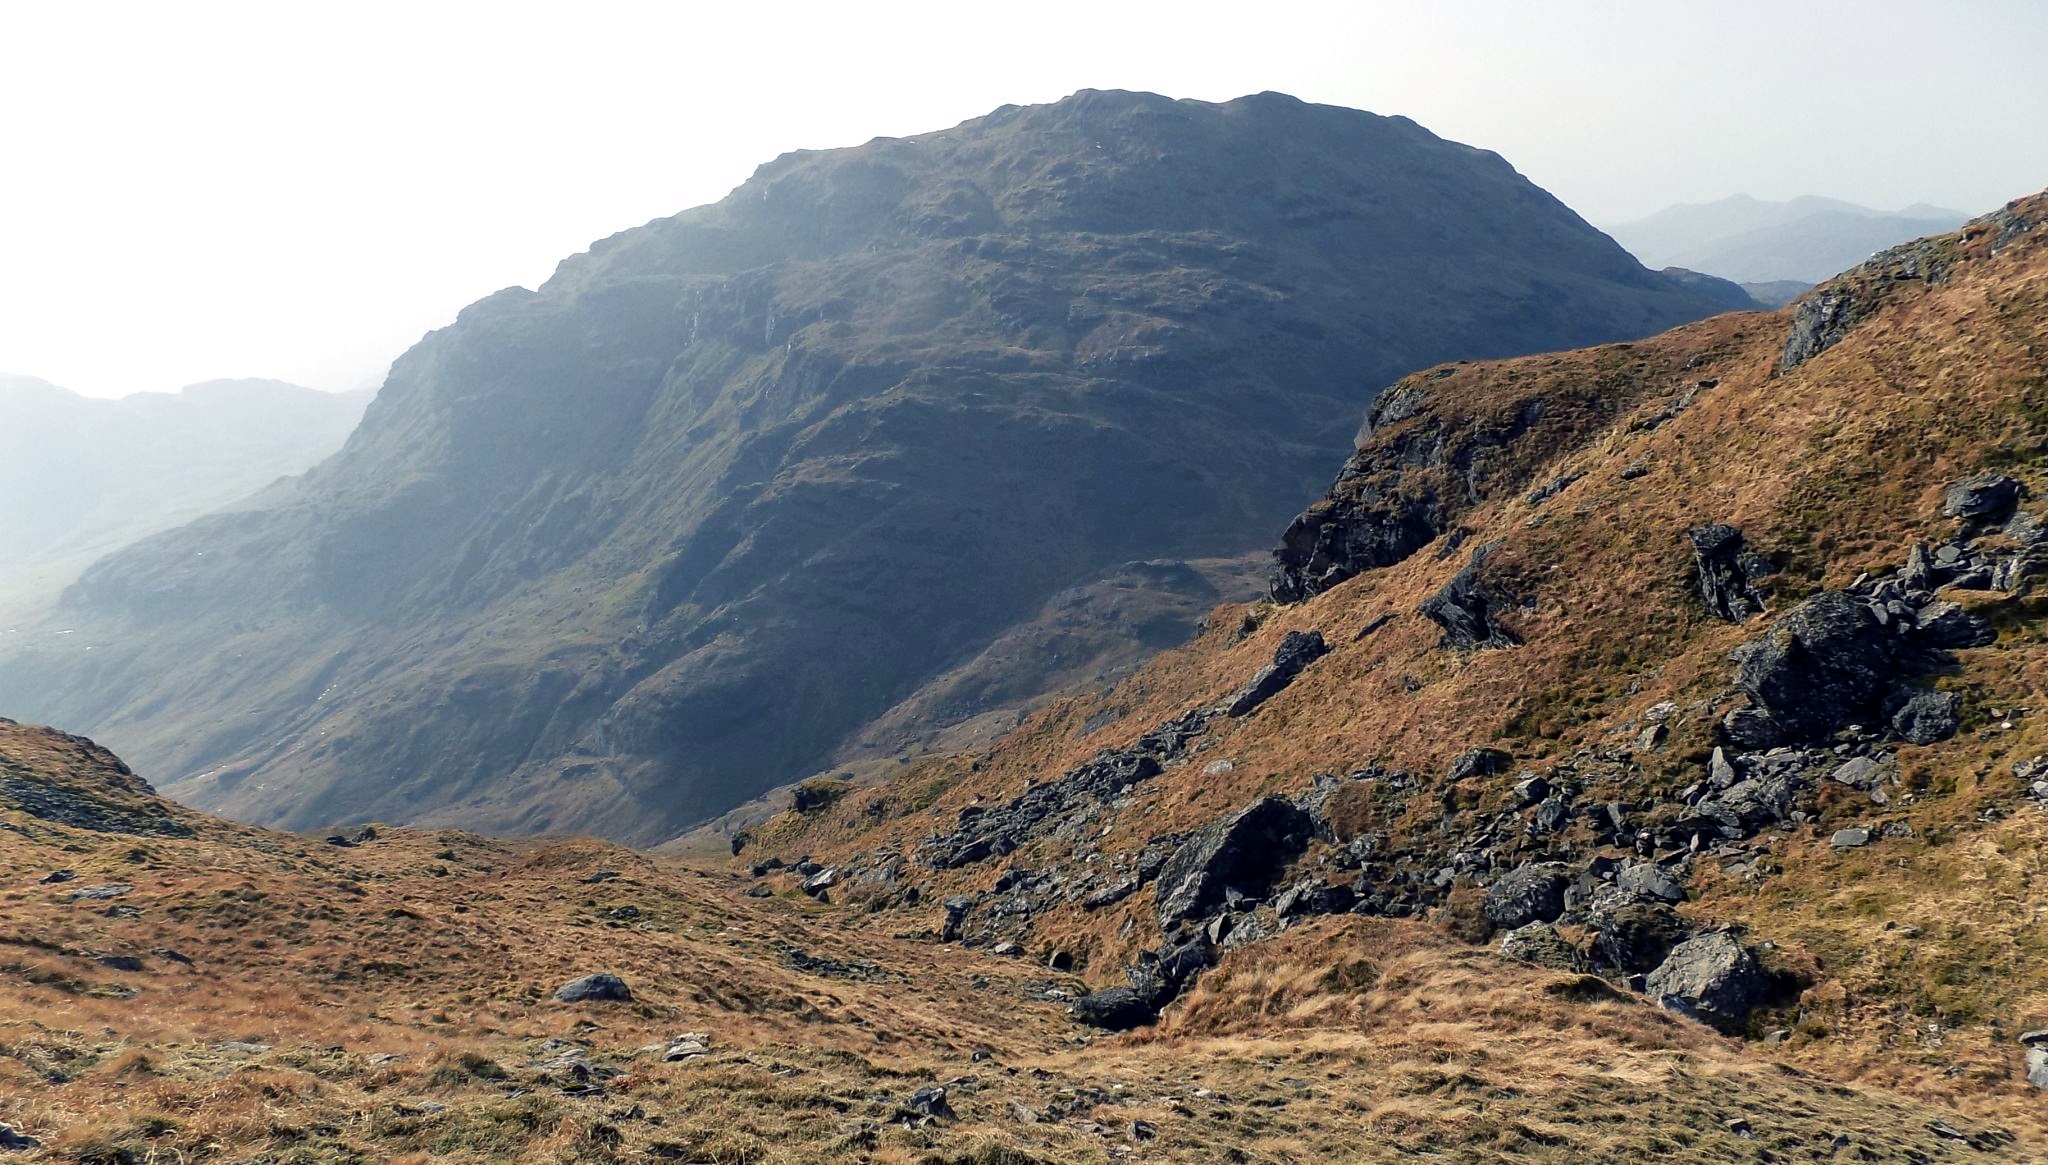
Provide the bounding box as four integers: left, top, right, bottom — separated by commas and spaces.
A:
0, 90, 1747, 844
1607, 193, 1969, 283
0, 376, 368, 621
762, 194, 2048, 1104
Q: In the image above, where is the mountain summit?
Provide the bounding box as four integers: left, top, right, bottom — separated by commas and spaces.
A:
0, 90, 1747, 842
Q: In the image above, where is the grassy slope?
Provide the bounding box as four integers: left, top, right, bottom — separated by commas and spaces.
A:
755, 194, 2048, 1127
0, 716, 2028, 1162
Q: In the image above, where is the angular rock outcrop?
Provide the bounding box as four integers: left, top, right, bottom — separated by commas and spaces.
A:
1688, 524, 1769, 622
1223, 631, 1330, 717
1941, 473, 2022, 523
1155, 795, 1313, 929
1421, 544, 1521, 650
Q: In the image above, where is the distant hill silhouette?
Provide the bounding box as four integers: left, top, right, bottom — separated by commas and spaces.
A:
1606, 194, 1967, 283
0, 376, 367, 621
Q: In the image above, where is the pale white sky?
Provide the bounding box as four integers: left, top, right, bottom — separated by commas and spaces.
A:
2, 0, 2042, 398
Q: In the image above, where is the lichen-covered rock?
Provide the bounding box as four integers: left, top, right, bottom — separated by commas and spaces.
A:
1889, 689, 1961, 745
1498, 922, 1577, 970
1732, 590, 1920, 742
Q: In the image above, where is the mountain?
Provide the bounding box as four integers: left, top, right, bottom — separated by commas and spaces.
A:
751, 192, 2048, 1131
1737, 278, 1812, 308
1606, 193, 1970, 283
0, 376, 369, 622
0, 90, 1751, 845
1, 712, 2030, 1161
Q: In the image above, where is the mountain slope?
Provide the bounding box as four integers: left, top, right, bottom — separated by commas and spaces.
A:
0, 90, 1746, 844
1607, 194, 1969, 283
756, 192, 2048, 1114
1, 718, 2030, 1162
0, 377, 368, 621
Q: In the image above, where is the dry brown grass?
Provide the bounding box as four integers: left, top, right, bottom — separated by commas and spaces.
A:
5, 714, 2037, 1161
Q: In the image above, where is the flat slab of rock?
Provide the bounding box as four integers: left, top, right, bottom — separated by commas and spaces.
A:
553, 973, 632, 1003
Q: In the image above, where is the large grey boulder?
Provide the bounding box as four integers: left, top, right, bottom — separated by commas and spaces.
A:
1646, 932, 1770, 1033
1482, 862, 1571, 932
1588, 898, 1691, 975
1732, 590, 1914, 741
1155, 795, 1312, 928
1617, 861, 1687, 904
553, 973, 633, 1003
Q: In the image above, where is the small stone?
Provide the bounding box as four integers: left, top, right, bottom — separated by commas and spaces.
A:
1726, 1117, 1755, 1139
1009, 1099, 1041, 1123
38, 870, 75, 884
661, 1033, 710, 1061
1708, 747, 1738, 787
553, 973, 632, 1003
583, 870, 620, 883
904, 1085, 954, 1121
800, 868, 838, 898
1830, 756, 1882, 789
96, 955, 145, 972
1129, 1119, 1159, 1142
1891, 689, 1960, 745
1831, 827, 1871, 849
68, 884, 133, 901
0, 1124, 41, 1152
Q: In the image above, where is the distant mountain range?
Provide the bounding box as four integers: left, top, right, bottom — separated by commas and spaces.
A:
0, 377, 368, 622
1605, 194, 1969, 284
0, 90, 1751, 844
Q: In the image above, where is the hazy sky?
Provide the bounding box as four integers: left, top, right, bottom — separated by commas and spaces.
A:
3, 0, 2043, 398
